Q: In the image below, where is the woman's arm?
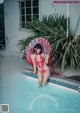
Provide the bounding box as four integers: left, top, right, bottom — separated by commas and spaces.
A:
31, 55, 37, 73
33, 63, 37, 73
45, 54, 49, 65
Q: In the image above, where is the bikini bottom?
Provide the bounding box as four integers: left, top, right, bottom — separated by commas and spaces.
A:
38, 69, 50, 75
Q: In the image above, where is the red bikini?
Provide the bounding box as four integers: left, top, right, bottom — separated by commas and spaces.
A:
34, 54, 50, 74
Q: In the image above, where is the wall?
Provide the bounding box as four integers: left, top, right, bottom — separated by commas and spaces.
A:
4, 0, 80, 54
69, 4, 80, 36
4, 0, 32, 54
40, 0, 80, 35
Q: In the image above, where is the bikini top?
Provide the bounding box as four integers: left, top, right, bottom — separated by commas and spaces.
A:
34, 54, 45, 69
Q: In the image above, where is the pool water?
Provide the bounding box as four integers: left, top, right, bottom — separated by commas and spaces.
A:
1, 72, 80, 113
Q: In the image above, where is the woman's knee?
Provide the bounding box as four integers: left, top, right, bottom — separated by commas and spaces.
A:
38, 73, 43, 84
42, 72, 50, 84
44, 70, 50, 78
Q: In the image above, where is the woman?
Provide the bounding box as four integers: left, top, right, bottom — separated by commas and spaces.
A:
31, 43, 50, 86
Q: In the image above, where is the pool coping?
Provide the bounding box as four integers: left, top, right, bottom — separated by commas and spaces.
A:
22, 71, 80, 92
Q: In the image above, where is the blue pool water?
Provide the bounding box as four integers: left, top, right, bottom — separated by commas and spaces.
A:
1, 72, 80, 113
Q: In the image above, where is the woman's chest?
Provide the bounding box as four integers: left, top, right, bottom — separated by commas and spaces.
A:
34, 55, 45, 63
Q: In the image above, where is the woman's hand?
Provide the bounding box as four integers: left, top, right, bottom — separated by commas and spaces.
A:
32, 71, 36, 74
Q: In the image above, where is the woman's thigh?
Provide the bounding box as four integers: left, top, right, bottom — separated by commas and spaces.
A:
43, 70, 50, 80
37, 71, 43, 80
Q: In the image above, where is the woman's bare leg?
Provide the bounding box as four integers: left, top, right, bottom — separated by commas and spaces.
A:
37, 71, 43, 85
42, 70, 50, 85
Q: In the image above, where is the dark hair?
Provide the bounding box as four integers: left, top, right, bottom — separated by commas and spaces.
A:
33, 43, 42, 54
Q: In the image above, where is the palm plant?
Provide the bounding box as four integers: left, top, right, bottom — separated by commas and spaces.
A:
17, 14, 80, 72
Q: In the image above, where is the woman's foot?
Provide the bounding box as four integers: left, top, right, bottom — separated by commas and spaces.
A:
42, 82, 48, 86
38, 84, 43, 88
38, 82, 47, 88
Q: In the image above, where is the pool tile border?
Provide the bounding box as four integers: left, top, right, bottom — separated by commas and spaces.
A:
22, 72, 80, 91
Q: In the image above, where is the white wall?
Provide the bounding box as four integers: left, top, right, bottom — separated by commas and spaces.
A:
4, 0, 32, 54
69, 4, 80, 36
4, 0, 80, 54
40, 0, 80, 35
40, 0, 67, 17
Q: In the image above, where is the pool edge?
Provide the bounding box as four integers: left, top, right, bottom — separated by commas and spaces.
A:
22, 71, 80, 92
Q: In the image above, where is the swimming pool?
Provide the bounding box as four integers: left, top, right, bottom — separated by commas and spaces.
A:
1, 72, 80, 113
